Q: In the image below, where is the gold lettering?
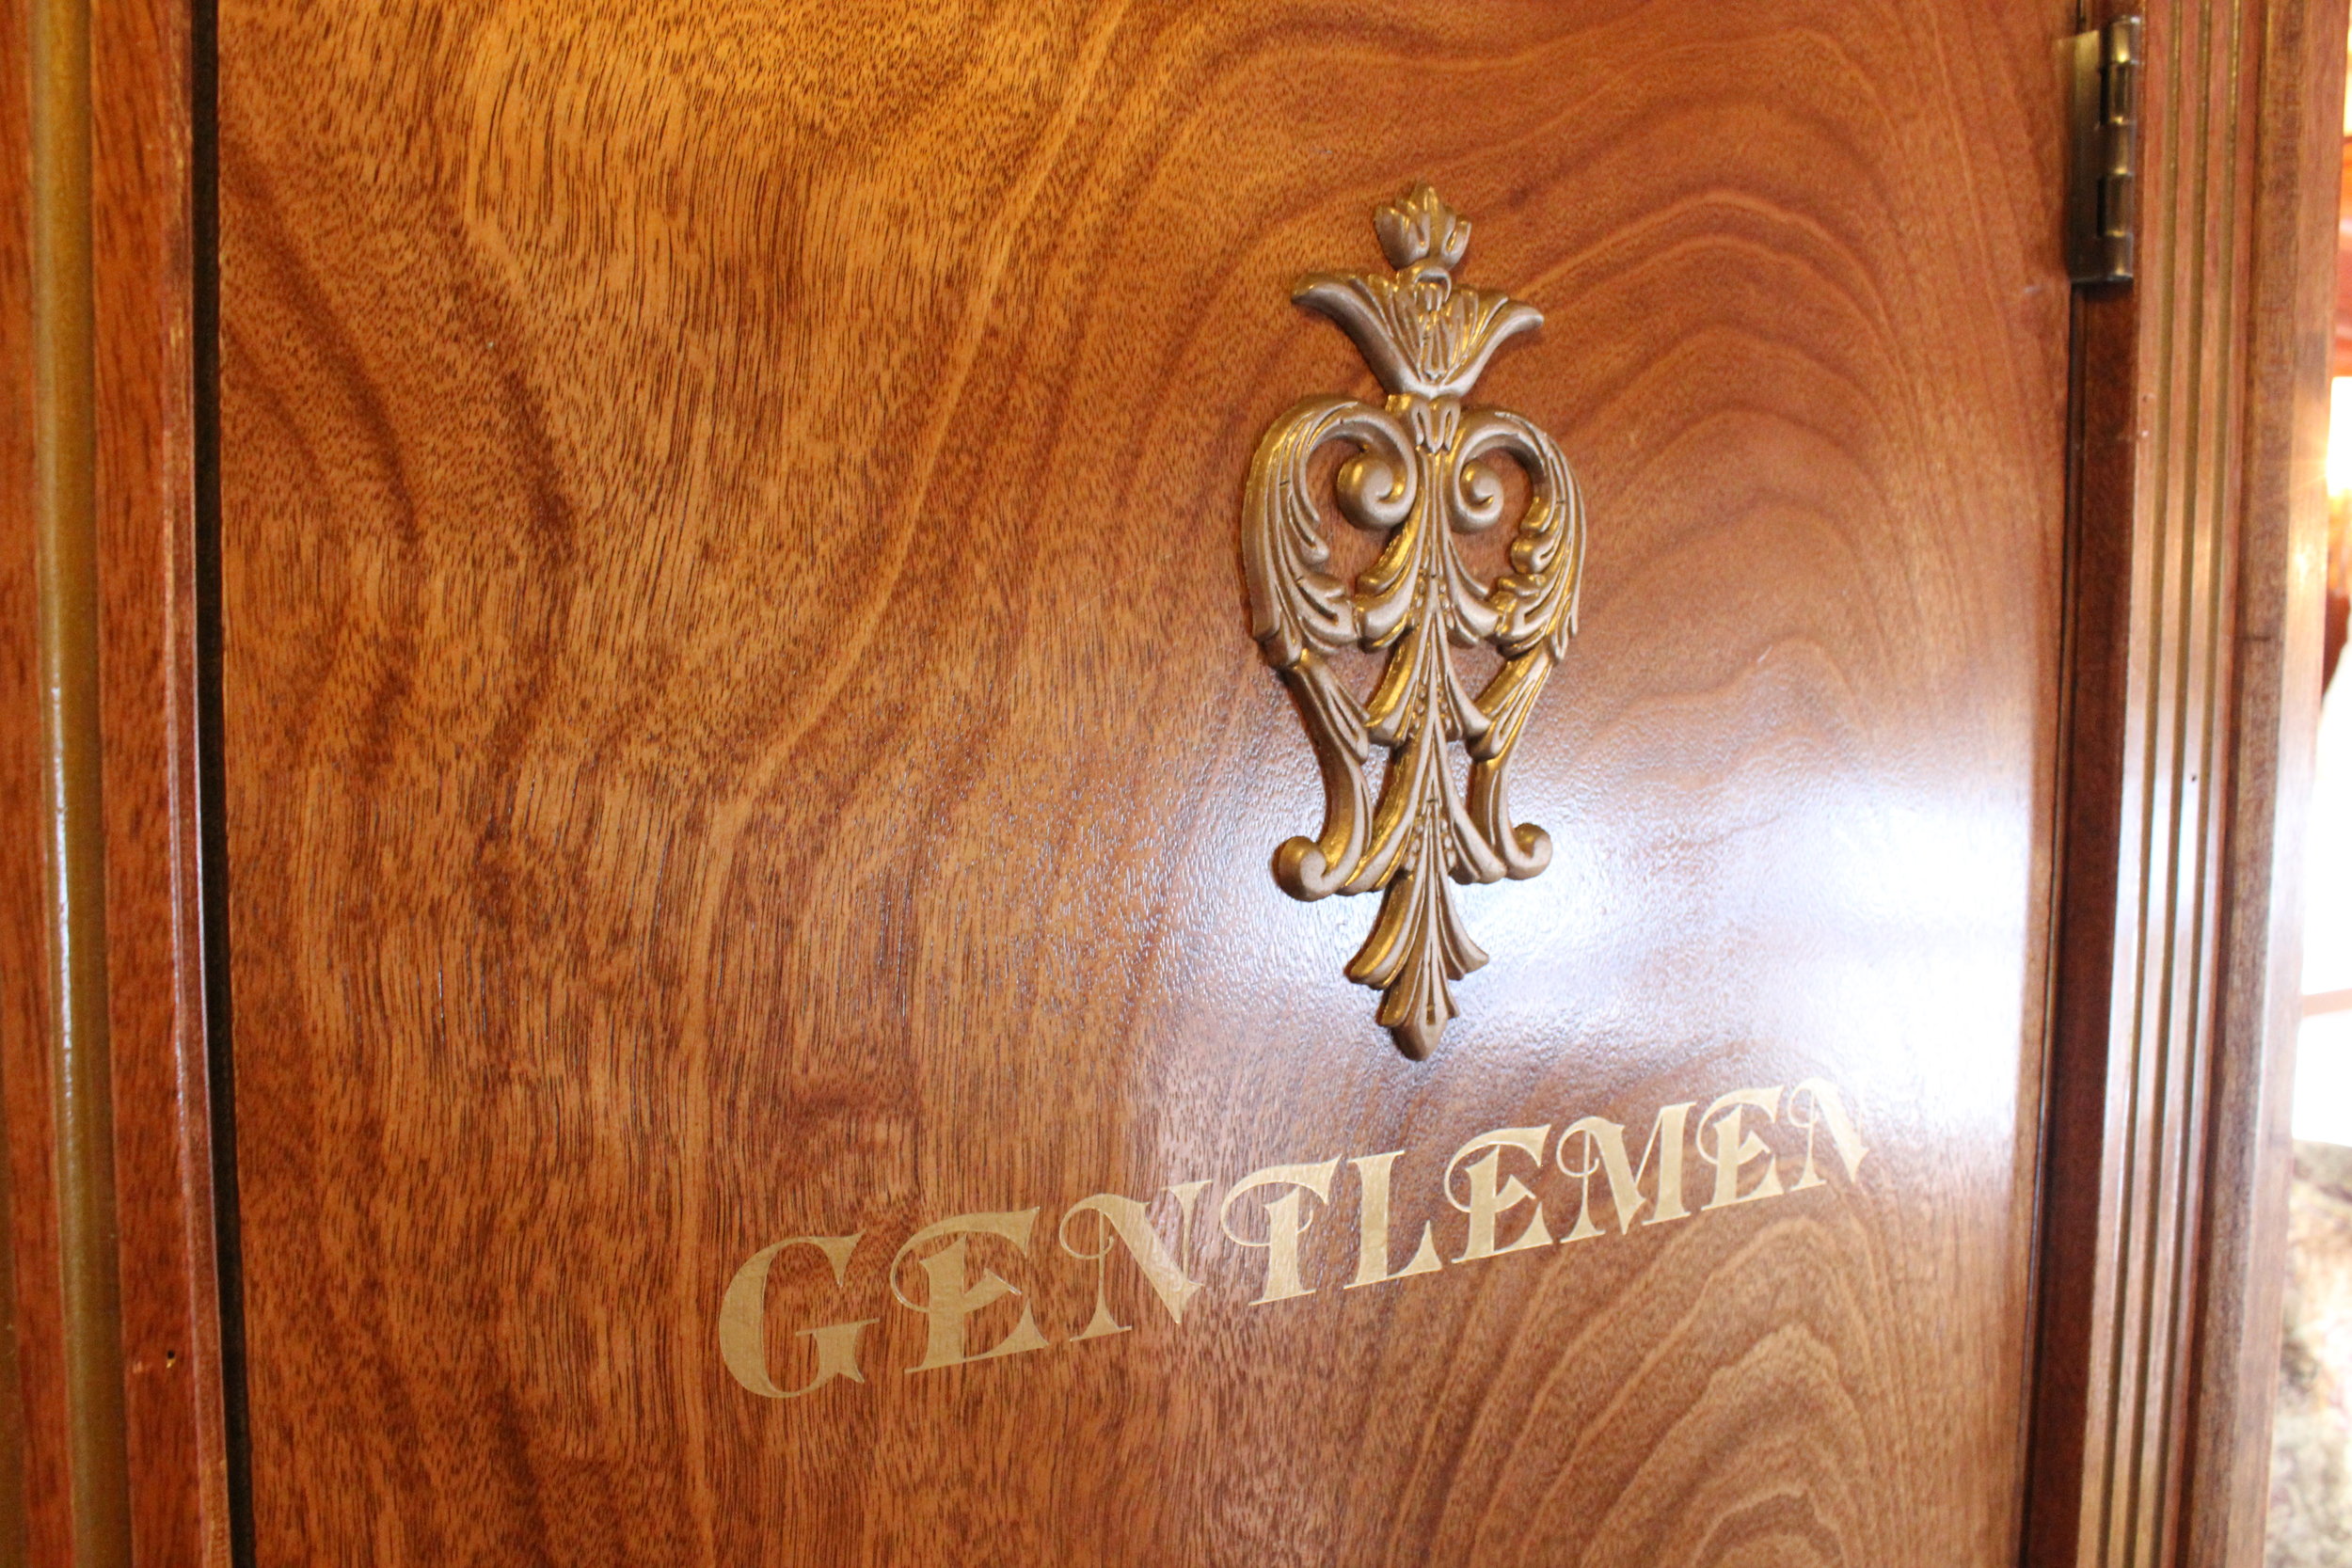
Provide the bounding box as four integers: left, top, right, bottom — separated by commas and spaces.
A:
1058, 1181, 1212, 1340
1787, 1078, 1869, 1188
1698, 1087, 1786, 1210
1445, 1126, 1555, 1261
890, 1210, 1055, 1372
1345, 1151, 1443, 1289
1555, 1102, 1695, 1240
718, 1233, 876, 1399
1218, 1160, 1341, 1305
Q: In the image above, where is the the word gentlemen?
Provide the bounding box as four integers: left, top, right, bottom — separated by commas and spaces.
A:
721, 1078, 1867, 1398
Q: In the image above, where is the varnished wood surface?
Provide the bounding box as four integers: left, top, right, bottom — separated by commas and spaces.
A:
90, 0, 238, 1556
0, 0, 64, 1556
0, 0, 234, 1557
218, 3, 2074, 1563
7, 0, 146, 1559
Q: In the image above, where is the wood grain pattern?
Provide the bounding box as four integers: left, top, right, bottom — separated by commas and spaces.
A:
2023, 3, 2346, 1566
215, 3, 2079, 1563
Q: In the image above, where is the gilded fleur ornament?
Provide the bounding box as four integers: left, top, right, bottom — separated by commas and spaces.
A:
1244, 183, 1584, 1057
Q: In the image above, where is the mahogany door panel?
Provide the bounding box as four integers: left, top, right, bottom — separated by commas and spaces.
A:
218, 2, 2073, 1563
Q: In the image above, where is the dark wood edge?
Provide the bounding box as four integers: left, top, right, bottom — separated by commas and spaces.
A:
88, 0, 235, 1559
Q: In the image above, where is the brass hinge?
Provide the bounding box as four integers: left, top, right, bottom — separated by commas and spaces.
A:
2067, 16, 2142, 285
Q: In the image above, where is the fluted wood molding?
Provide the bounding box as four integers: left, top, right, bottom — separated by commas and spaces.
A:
4, 0, 233, 1560
2026, 3, 2344, 1565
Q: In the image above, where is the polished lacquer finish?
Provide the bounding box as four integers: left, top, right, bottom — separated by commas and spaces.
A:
217, 2, 2074, 1563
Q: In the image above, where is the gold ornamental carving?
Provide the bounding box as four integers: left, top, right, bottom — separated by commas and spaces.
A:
1244, 184, 1585, 1057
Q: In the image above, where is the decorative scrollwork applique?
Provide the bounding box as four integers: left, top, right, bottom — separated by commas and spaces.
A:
1243, 183, 1585, 1058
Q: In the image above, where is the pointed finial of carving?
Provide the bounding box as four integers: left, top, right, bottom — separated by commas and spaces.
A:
1390, 1015, 1442, 1060
1374, 182, 1470, 273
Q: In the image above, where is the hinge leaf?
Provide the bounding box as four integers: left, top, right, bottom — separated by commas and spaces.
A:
2067, 15, 2143, 286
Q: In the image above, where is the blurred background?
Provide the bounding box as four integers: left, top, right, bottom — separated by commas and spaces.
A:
2261, 74, 2352, 1562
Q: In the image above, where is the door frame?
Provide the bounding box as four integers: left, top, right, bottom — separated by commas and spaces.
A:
2026, 5, 2345, 1565
0, 1, 2341, 1564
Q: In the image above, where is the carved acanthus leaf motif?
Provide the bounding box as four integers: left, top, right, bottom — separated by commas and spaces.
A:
1243, 183, 1586, 1057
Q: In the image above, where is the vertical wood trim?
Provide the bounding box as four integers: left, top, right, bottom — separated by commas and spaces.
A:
0, 0, 59, 1554
6, 0, 216, 1558
2027, 1, 2344, 1564
2092, 10, 2250, 1561
89, 0, 231, 1552
2178, 0, 2345, 1560
26, 0, 132, 1558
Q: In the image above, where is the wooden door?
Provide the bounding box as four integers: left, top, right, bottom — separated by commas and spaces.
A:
0, 0, 2286, 1564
